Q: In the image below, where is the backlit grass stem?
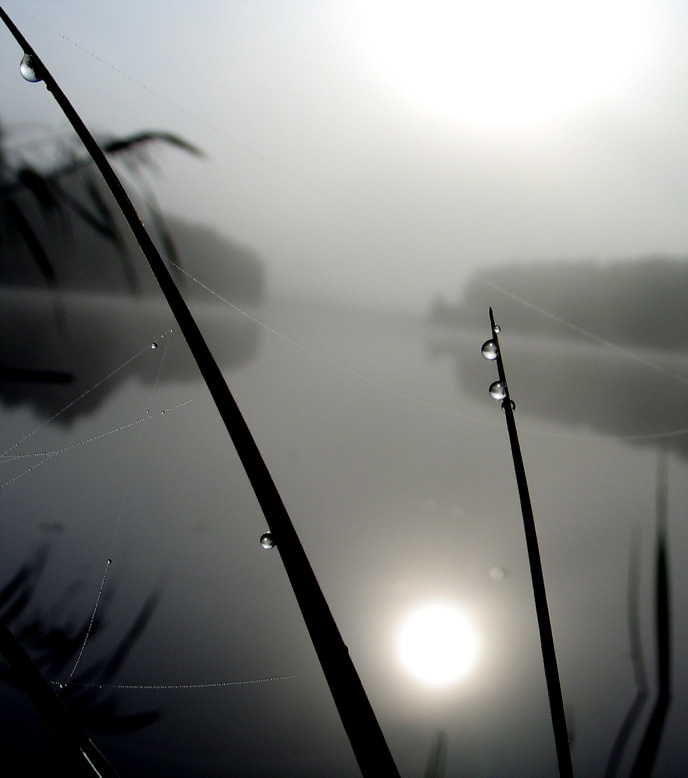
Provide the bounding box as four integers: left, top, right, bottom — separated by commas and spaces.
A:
486, 307, 573, 778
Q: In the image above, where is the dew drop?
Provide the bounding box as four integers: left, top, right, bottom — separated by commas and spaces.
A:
502, 399, 516, 413
107, 559, 112, 566
490, 566, 506, 582
20, 53, 42, 83
260, 532, 275, 549
492, 323, 501, 334
481, 339, 499, 360
151, 342, 158, 349
489, 381, 507, 401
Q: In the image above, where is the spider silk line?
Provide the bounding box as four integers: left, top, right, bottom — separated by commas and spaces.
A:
0, 330, 184, 493
168, 261, 499, 428
170, 261, 688, 443
0, 399, 195, 462
54, 674, 298, 691
1, 329, 173, 458
69, 334, 172, 679
68, 558, 111, 679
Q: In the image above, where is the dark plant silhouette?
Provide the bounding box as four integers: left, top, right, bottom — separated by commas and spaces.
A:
0, 121, 201, 299
482, 309, 573, 778
604, 528, 649, 778
0, 541, 162, 736
606, 449, 672, 778
424, 730, 447, 778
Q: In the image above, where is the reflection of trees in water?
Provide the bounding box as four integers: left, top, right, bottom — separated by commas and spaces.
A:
0, 289, 261, 421
428, 261, 688, 458
0, 538, 162, 736
0, 123, 266, 421
430, 332, 688, 457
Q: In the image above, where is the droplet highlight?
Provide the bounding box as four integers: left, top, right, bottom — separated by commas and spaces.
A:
492, 323, 501, 334
151, 342, 158, 349
489, 381, 507, 401
20, 53, 42, 83
260, 532, 275, 549
481, 339, 499, 360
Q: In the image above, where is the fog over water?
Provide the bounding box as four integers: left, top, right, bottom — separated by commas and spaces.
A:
2, 2, 688, 777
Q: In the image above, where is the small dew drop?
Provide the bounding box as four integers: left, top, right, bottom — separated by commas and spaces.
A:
58, 683, 65, 690
20, 53, 42, 82
106, 559, 112, 566
502, 399, 516, 413
481, 339, 499, 360
490, 566, 506, 582
260, 532, 275, 549
161, 410, 166, 415
493, 323, 501, 334
151, 342, 158, 349
489, 381, 507, 401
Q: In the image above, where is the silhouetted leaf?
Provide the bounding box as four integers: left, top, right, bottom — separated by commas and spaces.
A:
103, 131, 202, 159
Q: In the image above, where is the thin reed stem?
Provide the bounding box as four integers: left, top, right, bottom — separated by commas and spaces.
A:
486, 307, 573, 778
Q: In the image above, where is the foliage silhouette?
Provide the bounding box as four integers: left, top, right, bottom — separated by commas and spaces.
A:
0, 540, 162, 736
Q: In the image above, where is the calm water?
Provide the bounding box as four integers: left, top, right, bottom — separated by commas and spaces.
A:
0, 290, 686, 777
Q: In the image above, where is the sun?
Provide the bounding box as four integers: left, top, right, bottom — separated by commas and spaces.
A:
397, 603, 479, 687
356, 0, 650, 125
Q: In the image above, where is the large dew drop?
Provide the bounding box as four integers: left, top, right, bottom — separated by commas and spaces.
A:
481, 339, 499, 360
20, 53, 41, 83
489, 381, 507, 401
260, 532, 275, 549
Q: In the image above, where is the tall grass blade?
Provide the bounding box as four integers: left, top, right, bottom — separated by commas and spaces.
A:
628, 449, 672, 778
0, 610, 119, 777
604, 527, 648, 778
485, 307, 573, 778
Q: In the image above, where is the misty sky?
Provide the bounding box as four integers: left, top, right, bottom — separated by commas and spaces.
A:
3, 1, 688, 312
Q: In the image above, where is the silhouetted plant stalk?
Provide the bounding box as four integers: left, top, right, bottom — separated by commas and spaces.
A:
627, 448, 672, 778
0, 9, 400, 778
0, 611, 119, 777
482, 308, 573, 778
603, 526, 648, 778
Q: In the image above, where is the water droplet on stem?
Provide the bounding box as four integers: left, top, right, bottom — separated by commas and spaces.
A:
481, 339, 499, 360
260, 532, 275, 549
20, 53, 41, 82
492, 323, 501, 334
489, 381, 507, 401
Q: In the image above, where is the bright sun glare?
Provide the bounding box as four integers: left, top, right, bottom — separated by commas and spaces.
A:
397, 603, 478, 687
358, 0, 649, 125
